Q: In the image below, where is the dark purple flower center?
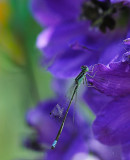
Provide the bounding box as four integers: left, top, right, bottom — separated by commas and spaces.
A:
25, 133, 44, 152
80, 0, 129, 33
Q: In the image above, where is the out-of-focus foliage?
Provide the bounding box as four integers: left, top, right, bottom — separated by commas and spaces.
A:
0, 0, 52, 160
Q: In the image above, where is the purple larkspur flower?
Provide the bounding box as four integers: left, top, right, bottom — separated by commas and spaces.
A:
26, 98, 89, 160
24, 74, 123, 159
87, 61, 130, 97
31, 0, 130, 78
25, 97, 122, 160
28, 0, 130, 159
82, 51, 130, 159
31, 0, 84, 27
38, 23, 128, 78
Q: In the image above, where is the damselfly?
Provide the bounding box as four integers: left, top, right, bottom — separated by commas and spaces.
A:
51, 65, 96, 149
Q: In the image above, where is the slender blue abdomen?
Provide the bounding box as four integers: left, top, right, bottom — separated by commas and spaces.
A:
51, 140, 57, 149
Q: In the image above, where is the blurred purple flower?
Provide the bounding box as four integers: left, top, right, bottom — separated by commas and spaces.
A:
31, 0, 130, 78
26, 98, 88, 160
25, 98, 122, 160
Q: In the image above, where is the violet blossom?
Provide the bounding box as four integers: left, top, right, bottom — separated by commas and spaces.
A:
26, 0, 130, 159
25, 98, 122, 160
31, 0, 130, 78
83, 49, 130, 159
25, 98, 88, 160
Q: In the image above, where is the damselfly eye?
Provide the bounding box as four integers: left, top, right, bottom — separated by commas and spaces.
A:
81, 65, 86, 70
81, 65, 89, 72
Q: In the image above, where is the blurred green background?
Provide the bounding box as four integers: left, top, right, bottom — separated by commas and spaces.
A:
0, 0, 53, 159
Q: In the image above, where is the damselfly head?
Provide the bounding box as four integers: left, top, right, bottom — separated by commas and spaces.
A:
81, 65, 89, 72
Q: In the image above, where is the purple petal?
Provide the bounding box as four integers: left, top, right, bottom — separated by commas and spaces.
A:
122, 51, 130, 63
39, 21, 127, 59
31, 0, 84, 26
83, 88, 113, 115
31, 0, 60, 26
87, 62, 130, 97
63, 136, 88, 160
38, 20, 128, 78
26, 101, 60, 145
110, 0, 130, 6
36, 27, 54, 49
37, 21, 90, 57
98, 40, 127, 65
88, 139, 122, 160
93, 95, 130, 145
48, 49, 98, 78
45, 135, 88, 160
26, 99, 88, 153
122, 142, 130, 160
124, 38, 130, 45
